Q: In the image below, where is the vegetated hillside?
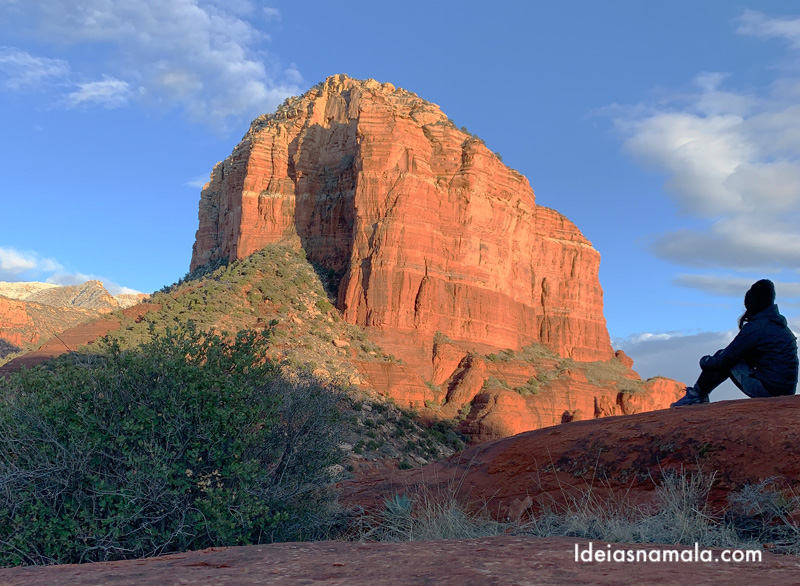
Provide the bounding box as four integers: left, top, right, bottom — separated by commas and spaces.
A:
103, 242, 673, 444
91, 242, 468, 469
108, 244, 381, 380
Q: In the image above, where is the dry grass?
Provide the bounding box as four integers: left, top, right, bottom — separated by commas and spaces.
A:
351, 488, 507, 542
519, 467, 747, 548
351, 466, 800, 555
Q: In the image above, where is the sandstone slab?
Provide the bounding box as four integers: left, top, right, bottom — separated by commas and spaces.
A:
1, 536, 795, 585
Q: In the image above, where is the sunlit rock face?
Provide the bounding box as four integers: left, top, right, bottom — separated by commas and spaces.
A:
191, 74, 612, 363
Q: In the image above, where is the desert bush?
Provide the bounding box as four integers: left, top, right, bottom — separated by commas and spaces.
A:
520, 467, 750, 549
515, 377, 539, 396
354, 490, 506, 542
727, 478, 800, 554
0, 324, 346, 566
0, 339, 20, 361
351, 467, 800, 554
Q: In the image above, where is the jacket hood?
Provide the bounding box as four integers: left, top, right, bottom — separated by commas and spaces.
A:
752, 304, 787, 326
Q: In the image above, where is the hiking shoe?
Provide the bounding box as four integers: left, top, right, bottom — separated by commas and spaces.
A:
670, 386, 709, 408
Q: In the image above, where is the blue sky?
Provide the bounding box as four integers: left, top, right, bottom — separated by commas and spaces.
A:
2, 1, 800, 399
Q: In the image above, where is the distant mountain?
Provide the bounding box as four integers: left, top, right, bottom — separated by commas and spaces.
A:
0, 282, 59, 299
0, 280, 146, 310
0, 280, 147, 363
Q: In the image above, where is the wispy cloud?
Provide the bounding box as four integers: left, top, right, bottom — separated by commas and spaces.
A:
0, 246, 139, 295
0, 1, 302, 129
66, 76, 132, 109
0, 46, 69, 90
184, 174, 210, 189
674, 274, 800, 298
608, 11, 800, 277
263, 7, 281, 22
0, 247, 61, 279
737, 9, 800, 49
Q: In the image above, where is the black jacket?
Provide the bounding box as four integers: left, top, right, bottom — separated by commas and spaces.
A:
705, 304, 798, 395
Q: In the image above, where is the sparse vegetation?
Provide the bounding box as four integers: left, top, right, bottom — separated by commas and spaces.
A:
354, 466, 799, 555
487, 342, 649, 395
727, 478, 800, 555
516, 467, 766, 550
515, 377, 540, 396
0, 339, 20, 361
353, 489, 505, 542
482, 376, 511, 391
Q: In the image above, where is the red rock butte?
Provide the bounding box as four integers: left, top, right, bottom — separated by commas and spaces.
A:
192, 75, 613, 362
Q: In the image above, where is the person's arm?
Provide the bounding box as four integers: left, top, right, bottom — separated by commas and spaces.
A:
702, 322, 762, 370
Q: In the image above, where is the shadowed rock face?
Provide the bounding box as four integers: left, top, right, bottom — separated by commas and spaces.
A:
191, 74, 612, 363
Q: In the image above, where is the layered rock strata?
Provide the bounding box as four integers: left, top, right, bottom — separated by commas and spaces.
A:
192, 75, 612, 362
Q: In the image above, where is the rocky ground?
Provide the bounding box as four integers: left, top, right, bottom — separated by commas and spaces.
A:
340, 395, 800, 518
1, 536, 797, 585
3, 397, 800, 584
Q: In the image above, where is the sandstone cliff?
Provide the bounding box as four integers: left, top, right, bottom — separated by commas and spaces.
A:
192, 74, 611, 363
189, 75, 683, 439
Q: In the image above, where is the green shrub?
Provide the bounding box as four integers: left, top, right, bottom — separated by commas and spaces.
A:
0, 324, 346, 566
515, 377, 540, 396
316, 299, 333, 313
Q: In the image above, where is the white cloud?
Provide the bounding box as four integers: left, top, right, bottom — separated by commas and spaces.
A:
184, 174, 210, 188
0, 0, 303, 129
263, 7, 281, 22
0, 247, 62, 279
674, 274, 800, 298
737, 10, 800, 49
0, 46, 69, 90
611, 14, 800, 273
615, 330, 744, 402
0, 246, 139, 295
66, 76, 131, 109
623, 332, 675, 344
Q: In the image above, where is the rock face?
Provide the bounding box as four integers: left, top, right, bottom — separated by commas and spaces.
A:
189, 75, 684, 439
192, 75, 611, 363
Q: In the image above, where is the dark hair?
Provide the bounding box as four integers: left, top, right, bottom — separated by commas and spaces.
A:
739, 279, 776, 329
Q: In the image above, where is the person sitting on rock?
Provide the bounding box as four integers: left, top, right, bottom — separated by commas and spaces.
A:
671, 279, 798, 407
